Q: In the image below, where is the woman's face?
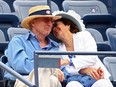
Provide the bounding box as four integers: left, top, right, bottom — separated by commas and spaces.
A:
53, 21, 70, 40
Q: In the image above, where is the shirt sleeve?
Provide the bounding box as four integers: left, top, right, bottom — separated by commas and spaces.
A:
72, 31, 98, 69
72, 31, 111, 78
5, 37, 34, 74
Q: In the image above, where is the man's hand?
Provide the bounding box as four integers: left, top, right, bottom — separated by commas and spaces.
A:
55, 69, 65, 82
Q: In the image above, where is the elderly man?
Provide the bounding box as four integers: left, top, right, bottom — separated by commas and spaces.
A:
4, 5, 63, 87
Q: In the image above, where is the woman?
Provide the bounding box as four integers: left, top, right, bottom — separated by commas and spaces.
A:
52, 10, 113, 87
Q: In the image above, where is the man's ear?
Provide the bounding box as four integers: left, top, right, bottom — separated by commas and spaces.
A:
29, 19, 36, 30
30, 20, 35, 27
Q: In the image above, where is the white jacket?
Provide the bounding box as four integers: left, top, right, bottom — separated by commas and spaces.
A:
59, 30, 111, 79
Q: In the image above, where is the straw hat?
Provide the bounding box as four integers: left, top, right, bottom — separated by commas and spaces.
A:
21, 5, 62, 29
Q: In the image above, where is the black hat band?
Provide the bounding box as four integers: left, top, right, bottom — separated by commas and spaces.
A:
29, 9, 51, 16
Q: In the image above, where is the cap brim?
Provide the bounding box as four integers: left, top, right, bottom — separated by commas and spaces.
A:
21, 15, 61, 29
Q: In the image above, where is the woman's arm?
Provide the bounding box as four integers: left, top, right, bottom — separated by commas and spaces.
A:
79, 67, 104, 80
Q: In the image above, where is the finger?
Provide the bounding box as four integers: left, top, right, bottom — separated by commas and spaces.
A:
60, 71, 65, 82
56, 70, 61, 81
97, 67, 102, 73
97, 67, 104, 78
58, 70, 64, 82
86, 70, 95, 79
88, 72, 94, 79
58, 72, 62, 81
90, 69, 100, 80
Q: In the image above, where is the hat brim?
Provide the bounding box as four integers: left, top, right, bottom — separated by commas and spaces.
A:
21, 15, 61, 29
55, 13, 83, 31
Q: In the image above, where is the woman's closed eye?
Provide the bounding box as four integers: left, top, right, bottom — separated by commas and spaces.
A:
53, 22, 57, 28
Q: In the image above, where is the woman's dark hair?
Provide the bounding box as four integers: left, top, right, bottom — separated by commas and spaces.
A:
53, 18, 79, 33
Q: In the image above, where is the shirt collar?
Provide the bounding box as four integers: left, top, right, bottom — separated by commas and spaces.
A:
48, 38, 59, 47
25, 30, 35, 40
25, 30, 59, 47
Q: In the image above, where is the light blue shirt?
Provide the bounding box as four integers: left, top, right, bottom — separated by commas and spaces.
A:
4, 30, 59, 80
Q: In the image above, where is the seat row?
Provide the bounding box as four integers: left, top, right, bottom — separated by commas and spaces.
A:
0, 0, 59, 21
2, 0, 116, 17
0, 27, 114, 56
0, 0, 116, 41
0, 13, 115, 41
0, 0, 114, 20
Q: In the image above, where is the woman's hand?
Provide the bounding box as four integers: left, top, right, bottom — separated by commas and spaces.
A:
97, 67, 104, 79
79, 67, 104, 80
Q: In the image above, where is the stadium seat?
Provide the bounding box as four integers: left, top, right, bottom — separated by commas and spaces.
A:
87, 28, 104, 42
97, 42, 112, 62
13, 0, 59, 22
111, 0, 116, 17
0, 0, 11, 13
0, 30, 8, 57
3, 0, 15, 12
62, 0, 108, 17
87, 28, 112, 61
7, 27, 29, 41
96, 0, 115, 18
0, 13, 20, 41
0, 55, 8, 87
103, 56, 116, 86
82, 14, 116, 41
0, 42, 8, 57
106, 28, 116, 51
0, 30, 6, 42
0, 55, 23, 87
0, 30, 6, 87
86, 28, 111, 51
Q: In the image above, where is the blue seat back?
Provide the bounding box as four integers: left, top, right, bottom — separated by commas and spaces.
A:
106, 28, 116, 51
62, 0, 108, 17
7, 27, 29, 41
0, 30, 6, 42
13, 0, 59, 22
87, 28, 111, 61
82, 14, 116, 41
87, 28, 104, 42
0, 13, 20, 41
103, 57, 116, 81
0, 0, 11, 13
